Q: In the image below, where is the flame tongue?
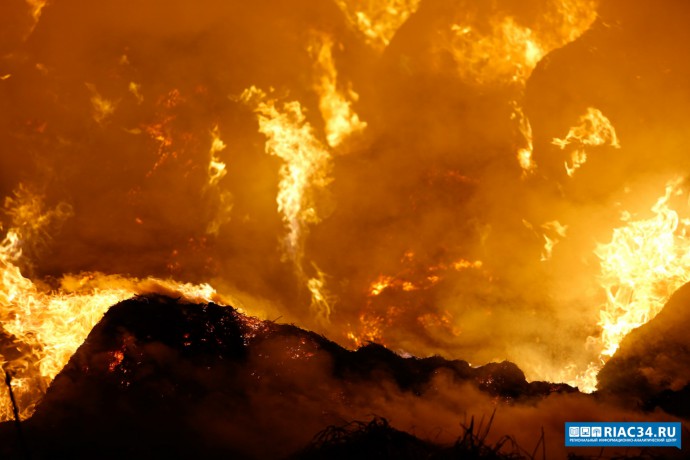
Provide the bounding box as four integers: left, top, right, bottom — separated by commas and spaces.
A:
596, 178, 690, 358
560, 178, 690, 393
240, 86, 332, 264
0, 187, 224, 421
552, 107, 621, 177
333, 0, 422, 51
309, 33, 367, 149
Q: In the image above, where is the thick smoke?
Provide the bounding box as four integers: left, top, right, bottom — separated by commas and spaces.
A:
2, 0, 690, 388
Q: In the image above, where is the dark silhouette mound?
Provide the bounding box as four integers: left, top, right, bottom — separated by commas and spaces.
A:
598, 282, 690, 419
0, 295, 575, 459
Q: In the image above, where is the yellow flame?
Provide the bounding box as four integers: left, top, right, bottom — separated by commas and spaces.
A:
560, 178, 690, 393
206, 125, 232, 235
552, 107, 621, 177
513, 104, 536, 176
86, 84, 116, 124
241, 87, 336, 320
208, 124, 228, 187
448, 17, 544, 85
128, 82, 144, 104
596, 178, 690, 358
523, 219, 568, 262
447, 1, 596, 85
309, 33, 367, 148
540, 220, 568, 262
445, 2, 598, 87
25, 0, 47, 22
368, 275, 394, 296
333, 0, 421, 51
367, 257, 483, 297
307, 264, 334, 321
451, 259, 483, 270
24, 0, 48, 34
0, 188, 225, 421
240, 86, 332, 263
445, 3, 598, 172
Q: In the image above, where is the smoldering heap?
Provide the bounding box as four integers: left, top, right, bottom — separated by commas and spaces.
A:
1, 295, 572, 459
0, 294, 682, 459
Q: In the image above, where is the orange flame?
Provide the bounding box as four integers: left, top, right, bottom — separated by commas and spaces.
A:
596, 178, 690, 358
0, 187, 226, 420
350, 256, 484, 348
86, 83, 116, 124
310, 33, 367, 148
561, 178, 690, 392
205, 124, 233, 235
552, 107, 621, 177
445, 2, 598, 87
514, 104, 536, 177
240, 87, 336, 320
333, 0, 422, 51
240, 86, 332, 262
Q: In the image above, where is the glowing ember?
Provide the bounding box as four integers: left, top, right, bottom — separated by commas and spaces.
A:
368, 275, 394, 297
552, 107, 621, 177
351, 256, 484, 347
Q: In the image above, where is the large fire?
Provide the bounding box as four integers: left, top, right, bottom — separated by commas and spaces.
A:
1, 0, 690, 437
0, 186, 225, 420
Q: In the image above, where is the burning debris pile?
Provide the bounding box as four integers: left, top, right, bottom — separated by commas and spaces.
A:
0, 295, 664, 459
1, 0, 690, 457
